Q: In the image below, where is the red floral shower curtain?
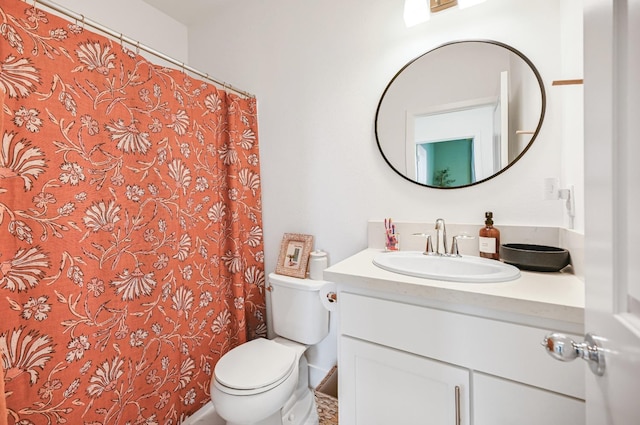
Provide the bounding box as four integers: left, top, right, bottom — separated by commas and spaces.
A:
0, 1, 266, 424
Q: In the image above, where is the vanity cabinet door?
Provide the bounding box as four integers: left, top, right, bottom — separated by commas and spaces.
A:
473, 372, 585, 425
340, 336, 469, 425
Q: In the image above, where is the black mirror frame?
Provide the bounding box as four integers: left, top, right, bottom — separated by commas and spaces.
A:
375, 39, 546, 189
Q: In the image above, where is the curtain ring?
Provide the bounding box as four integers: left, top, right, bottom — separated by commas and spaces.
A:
119, 33, 124, 48
80, 14, 85, 30
136, 41, 140, 55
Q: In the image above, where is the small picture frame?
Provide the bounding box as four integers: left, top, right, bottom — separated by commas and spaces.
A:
276, 233, 314, 278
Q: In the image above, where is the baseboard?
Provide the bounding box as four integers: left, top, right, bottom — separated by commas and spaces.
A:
308, 363, 332, 389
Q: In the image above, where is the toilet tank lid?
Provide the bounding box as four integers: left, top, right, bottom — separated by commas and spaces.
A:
268, 272, 328, 290
215, 338, 296, 390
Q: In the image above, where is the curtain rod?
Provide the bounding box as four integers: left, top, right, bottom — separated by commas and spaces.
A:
23, 0, 255, 99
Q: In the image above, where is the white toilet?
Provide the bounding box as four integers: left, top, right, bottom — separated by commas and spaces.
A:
210, 272, 331, 425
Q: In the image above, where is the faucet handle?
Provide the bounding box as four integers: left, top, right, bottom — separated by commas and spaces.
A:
425, 235, 434, 255
412, 233, 434, 255
450, 234, 475, 256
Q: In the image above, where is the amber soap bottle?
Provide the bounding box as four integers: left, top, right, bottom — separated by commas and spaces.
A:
479, 211, 500, 260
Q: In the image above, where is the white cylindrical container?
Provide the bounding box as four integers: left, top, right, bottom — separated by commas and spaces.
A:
308, 250, 328, 280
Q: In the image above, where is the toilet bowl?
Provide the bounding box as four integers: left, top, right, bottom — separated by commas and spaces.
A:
211, 338, 306, 424
209, 273, 331, 425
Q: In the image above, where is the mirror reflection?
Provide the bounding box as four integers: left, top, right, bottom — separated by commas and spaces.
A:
375, 40, 546, 188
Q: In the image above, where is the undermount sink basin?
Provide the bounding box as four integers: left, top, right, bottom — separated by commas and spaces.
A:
372, 251, 521, 283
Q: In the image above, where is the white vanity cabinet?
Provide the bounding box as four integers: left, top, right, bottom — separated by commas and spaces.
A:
473, 372, 584, 424
337, 291, 585, 425
341, 336, 469, 425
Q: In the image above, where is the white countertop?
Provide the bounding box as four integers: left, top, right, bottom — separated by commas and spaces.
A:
323, 249, 585, 328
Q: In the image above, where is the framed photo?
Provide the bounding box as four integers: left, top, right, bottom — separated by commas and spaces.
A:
275, 233, 314, 278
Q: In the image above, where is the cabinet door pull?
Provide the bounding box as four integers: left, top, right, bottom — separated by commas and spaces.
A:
454, 385, 461, 425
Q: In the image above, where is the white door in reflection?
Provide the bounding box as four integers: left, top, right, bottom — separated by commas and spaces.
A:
412, 102, 499, 186
407, 70, 510, 187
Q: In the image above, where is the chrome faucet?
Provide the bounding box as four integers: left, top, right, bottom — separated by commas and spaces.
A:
434, 218, 447, 255
413, 219, 473, 256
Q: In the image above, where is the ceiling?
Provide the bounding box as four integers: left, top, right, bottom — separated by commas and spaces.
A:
142, 0, 223, 25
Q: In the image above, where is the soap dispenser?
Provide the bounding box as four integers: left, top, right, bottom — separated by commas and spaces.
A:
479, 212, 500, 260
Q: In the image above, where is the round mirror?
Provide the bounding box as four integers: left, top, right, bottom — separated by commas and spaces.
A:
375, 40, 546, 189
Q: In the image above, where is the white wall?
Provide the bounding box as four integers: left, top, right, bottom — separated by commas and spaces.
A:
44, 0, 188, 65
185, 0, 584, 272
559, 0, 585, 231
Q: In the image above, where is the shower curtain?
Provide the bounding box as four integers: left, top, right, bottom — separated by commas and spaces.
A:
0, 1, 266, 424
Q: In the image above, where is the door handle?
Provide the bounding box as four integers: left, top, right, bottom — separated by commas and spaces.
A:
542, 332, 605, 376
454, 385, 461, 425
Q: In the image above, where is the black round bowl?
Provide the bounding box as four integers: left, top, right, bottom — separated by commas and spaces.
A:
500, 243, 571, 272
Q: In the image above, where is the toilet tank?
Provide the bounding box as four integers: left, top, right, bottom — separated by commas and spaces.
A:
268, 273, 330, 345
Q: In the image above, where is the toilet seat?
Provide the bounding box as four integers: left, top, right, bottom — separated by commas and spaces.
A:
214, 338, 297, 395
